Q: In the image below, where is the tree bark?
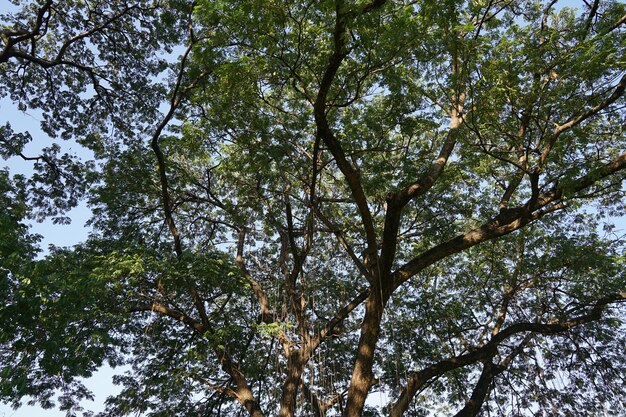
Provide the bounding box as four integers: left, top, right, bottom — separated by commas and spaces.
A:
343, 293, 387, 417
452, 361, 497, 417
279, 351, 305, 417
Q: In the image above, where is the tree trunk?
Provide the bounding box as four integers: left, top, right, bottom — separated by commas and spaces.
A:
343, 293, 386, 417
279, 350, 305, 417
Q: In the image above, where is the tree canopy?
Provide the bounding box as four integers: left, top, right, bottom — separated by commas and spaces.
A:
1, 0, 626, 416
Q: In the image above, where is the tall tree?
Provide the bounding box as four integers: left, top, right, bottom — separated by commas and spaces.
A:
1, 1, 626, 416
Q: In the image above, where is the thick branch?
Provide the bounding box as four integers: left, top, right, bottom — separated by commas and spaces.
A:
311, 288, 370, 352
1, 3, 137, 68
301, 383, 326, 417
380, 106, 463, 291
55, 5, 139, 61
452, 333, 533, 417
605, 13, 626, 34
130, 302, 265, 417
129, 302, 205, 333
565, 151, 626, 196
217, 350, 266, 417
312, 0, 383, 271
0, 0, 52, 61
148, 34, 214, 332
150, 41, 194, 258
379, 23, 467, 297
451, 361, 498, 417
394, 151, 626, 289
236, 228, 293, 357
394, 114, 462, 208
583, 0, 600, 35
389, 292, 626, 416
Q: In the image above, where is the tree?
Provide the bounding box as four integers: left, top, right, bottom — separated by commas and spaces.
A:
1, 0, 626, 416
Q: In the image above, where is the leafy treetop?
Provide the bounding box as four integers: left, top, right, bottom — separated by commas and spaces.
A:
1, 1, 626, 416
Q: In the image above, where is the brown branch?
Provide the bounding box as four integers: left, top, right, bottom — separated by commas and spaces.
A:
235, 228, 293, 357
583, 0, 600, 36
498, 107, 533, 210
393, 111, 463, 208
55, 5, 139, 61
392, 202, 533, 290
129, 299, 265, 417
147, 30, 214, 331
187, 372, 237, 398
1, 2, 136, 68
128, 302, 205, 333
236, 228, 273, 323
313, 205, 370, 279
605, 13, 626, 34
312, 0, 382, 274
565, 151, 626, 196
499, 333, 534, 370
150, 40, 195, 258
379, 25, 467, 296
8, 0, 53, 45
301, 382, 347, 417
394, 151, 626, 289
301, 383, 326, 417
152, 128, 211, 335
284, 188, 302, 264
280, 185, 316, 349
276, 224, 311, 417
218, 353, 266, 417
351, 0, 388, 16
311, 288, 370, 351
380, 110, 462, 288
537, 73, 626, 172
389, 292, 626, 417
451, 361, 498, 417
451, 333, 534, 417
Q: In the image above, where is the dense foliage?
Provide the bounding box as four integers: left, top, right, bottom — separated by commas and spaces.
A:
1, 1, 626, 416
